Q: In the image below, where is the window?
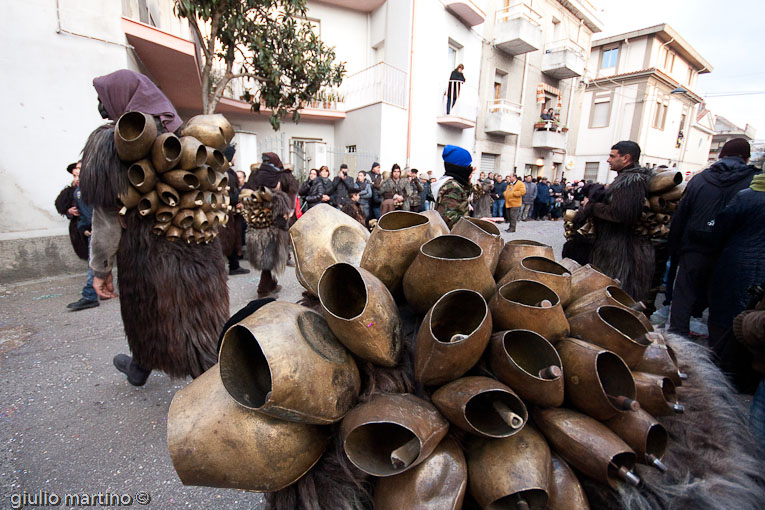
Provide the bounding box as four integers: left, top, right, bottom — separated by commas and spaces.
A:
494, 70, 507, 101
447, 39, 463, 73
525, 164, 539, 178
601, 46, 619, 70
653, 100, 668, 130
663, 50, 675, 72
346, 145, 357, 153
589, 91, 612, 128
584, 162, 599, 181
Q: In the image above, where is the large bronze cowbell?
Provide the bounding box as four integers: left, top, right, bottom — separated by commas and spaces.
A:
565, 285, 653, 331
360, 210, 431, 294
547, 453, 590, 510
632, 371, 684, 416
605, 407, 669, 472
414, 289, 492, 386
340, 393, 449, 477
167, 364, 328, 492
467, 425, 552, 510
635, 336, 686, 386
489, 280, 570, 342
318, 263, 402, 367
570, 264, 620, 301
114, 111, 157, 162
568, 305, 650, 367
419, 210, 450, 238
499, 256, 573, 306
451, 217, 504, 275
219, 302, 361, 425
151, 132, 182, 173
490, 329, 564, 407
374, 437, 467, 510
495, 239, 554, 282
290, 203, 370, 296
556, 337, 639, 421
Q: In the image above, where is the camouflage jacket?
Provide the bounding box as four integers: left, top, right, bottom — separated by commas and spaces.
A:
435, 178, 471, 229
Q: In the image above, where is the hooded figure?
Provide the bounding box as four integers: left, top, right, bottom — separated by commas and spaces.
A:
243, 152, 292, 297
81, 69, 228, 385
434, 145, 474, 228
217, 144, 249, 276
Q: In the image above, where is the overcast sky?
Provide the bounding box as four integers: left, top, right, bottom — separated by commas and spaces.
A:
599, 0, 765, 138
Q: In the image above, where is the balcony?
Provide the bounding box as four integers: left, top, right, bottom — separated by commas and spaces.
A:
437, 81, 478, 129
445, 0, 486, 26
484, 100, 523, 136
339, 62, 408, 111
494, 2, 543, 56
542, 40, 586, 80
313, 0, 386, 12
532, 124, 568, 150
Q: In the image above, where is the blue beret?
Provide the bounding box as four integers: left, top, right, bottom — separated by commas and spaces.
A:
442, 145, 472, 167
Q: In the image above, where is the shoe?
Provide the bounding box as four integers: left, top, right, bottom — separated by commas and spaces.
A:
68, 298, 99, 311
229, 267, 250, 275
113, 354, 151, 386
257, 284, 282, 298
506, 228, 516, 233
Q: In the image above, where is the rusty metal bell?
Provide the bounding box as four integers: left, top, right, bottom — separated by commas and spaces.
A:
570, 264, 620, 301
495, 239, 554, 281
213, 171, 228, 192
414, 289, 492, 386
556, 337, 639, 421
155, 182, 180, 206
172, 209, 195, 229
634, 338, 685, 386
490, 329, 564, 407
151, 132, 182, 173
432, 376, 527, 438
340, 393, 449, 477
360, 211, 430, 294
206, 211, 219, 229
565, 285, 653, 331
178, 190, 203, 209
649, 170, 683, 193
532, 407, 641, 489
605, 407, 668, 472
114, 111, 157, 162
168, 364, 328, 492
290, 203, 371, 296
661, 181, 686, 201
192, 208, 209, 231
137, 190, 160, 217
178, 136, 207, 170
117, 185, 141, 215
451, 217, 503, 275
205, 146, 227, 172
489, 280, 570, 341
374, 437, 467, 510
568, 306, 651, 367
318, 263, 402, 367
127, 159, 157, 194
201, 191, 219, 212
547, 453, 590, 510
161, 170, 200, 191
163, 225, 182, 241
193, 165, 216, 191
419, 210, 450, 238
219, 302, 360, 425
499, 256, 573, 305
402, 235, 496, 315
560, 257, 582, 272
632, 371, 684, 416
152, 222, 170, 236
467, 425, 551, 509
185, 114, 235, 145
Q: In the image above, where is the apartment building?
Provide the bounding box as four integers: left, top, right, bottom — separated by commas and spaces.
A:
569, 23, 714, 183
473, 0, 604, 179
707, 115, 756, 165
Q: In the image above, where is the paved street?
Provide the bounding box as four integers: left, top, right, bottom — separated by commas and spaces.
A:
0, 218, 565, 509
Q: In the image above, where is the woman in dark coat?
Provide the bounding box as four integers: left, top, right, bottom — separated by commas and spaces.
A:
81, 69, 228, 385
304, 166, 333, 209
54, 162, 89, 261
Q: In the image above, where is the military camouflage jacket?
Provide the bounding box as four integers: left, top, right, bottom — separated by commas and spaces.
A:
435, 178, 471, 229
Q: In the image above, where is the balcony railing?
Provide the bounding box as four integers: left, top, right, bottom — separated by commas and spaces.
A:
340, 62, 408, 111
495, 2, 542, 27
494, 3, 543, 55
542, 39, 586, 79
485, 99, 523, 136
437, 80, 478, 129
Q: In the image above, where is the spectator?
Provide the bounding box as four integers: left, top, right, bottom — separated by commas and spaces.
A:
331, 163, 358, 206
340, 190, 367, 226
403, 167, 424, 212
534, 177, 551, 220
541, 107, 555, 121
503, 173, 526, 233
419, 174, 432, 212
491, 174, 506, 218
380, 164, 405, 215
304, 166, 333, 210
54, 161, 89, 261
221, 144, 249, 276
668, 138, 758, 337
298, 168, 318, 200
236, 170, 246, 189
369, 162, 383, 219
472, 171, 493, 218
446, 64, 465, 114
521, 175, 536, 221
355, 170, 372, 219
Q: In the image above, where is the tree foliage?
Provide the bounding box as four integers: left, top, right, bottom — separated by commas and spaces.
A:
174, 0, 345, 130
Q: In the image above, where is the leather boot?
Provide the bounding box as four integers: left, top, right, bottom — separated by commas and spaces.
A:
113, 354, 152, 386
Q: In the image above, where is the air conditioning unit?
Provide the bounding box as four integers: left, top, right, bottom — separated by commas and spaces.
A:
304, 142, 328, 169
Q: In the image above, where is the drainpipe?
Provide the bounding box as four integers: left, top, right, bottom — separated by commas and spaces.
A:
405, 0, 417, 167
513, 52, 529, 172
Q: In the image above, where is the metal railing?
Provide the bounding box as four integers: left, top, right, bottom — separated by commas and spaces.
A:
340, 62, 408, 111
544, 39, 586, 59
442, 80, 478, 120
495, 1, 542, 27
487, 99, 523, 114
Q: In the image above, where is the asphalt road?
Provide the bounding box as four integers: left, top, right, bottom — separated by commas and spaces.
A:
0, 218, 566, 509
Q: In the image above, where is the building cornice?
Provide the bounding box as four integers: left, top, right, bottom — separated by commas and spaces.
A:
586, 68, 704, 103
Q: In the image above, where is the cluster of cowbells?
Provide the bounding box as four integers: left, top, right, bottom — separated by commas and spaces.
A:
239, 187, 276, 229
167, 204, 687, 509
565, 170, 687, 241
113, 111, 235, 243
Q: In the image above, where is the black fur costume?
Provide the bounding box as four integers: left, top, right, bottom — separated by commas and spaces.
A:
245, 190, 291, 274
54, 185, 89, 260
81, 124, 228, 378
588, 166, 655, 302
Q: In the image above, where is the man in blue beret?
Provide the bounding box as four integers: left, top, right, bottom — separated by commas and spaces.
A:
432, 145, 475, 228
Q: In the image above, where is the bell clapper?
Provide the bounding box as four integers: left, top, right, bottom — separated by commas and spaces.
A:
610, 461, 641, 486
515, 494, 530, 510
646, 453, 668, 473
119, 206, 128, 216
534, 299, 553, 308
673, 403, 685, 413
492, 400, 524, 429
607, 394, 640, 411
450, 333, 469, 343
538, 365, 562, 379
390, 437, 419, 469
678, 371, 688, 380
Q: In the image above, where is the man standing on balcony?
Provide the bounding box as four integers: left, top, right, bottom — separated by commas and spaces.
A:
446, 64, 465, 115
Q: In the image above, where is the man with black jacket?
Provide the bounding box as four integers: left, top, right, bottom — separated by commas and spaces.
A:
668, 138, 759, 336
369, 162, 383, 219
331, 164, 359, 207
